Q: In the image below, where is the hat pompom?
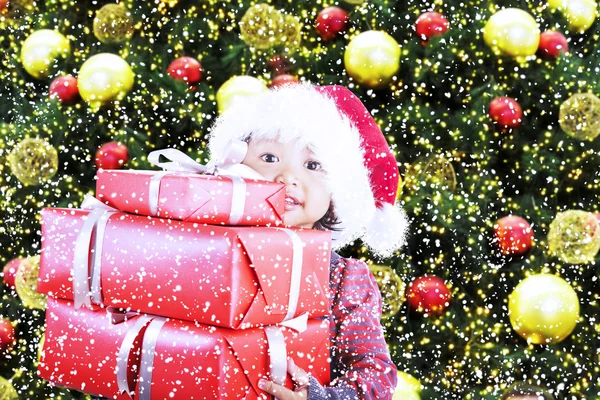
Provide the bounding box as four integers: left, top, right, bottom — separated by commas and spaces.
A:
363, 203, 410, 258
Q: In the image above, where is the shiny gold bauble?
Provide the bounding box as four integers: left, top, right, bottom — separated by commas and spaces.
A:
369, 264, 405, 319
393, 371, 422, 400
15, 255, 46, 310
548, 210, 600, 264
483, 8, 540, 58
78, 53, 134, 107
93, 3, 134, 44
8, 137, 58, 186
344, 30, 400, 88
216, 75, 268, 113
404, 155, 457, 192
558, 93, 600, 141
508, 274, 579, 344
239, 3, 284, 50
20, 29, 70, 79
0, 376, 19, 400
549, 0, 597, 32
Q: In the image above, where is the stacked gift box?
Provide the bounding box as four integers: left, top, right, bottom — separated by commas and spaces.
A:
36, 163, 332, 399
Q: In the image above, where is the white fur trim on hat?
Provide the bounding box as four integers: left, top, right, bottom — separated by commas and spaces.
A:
364, 203, 409, 259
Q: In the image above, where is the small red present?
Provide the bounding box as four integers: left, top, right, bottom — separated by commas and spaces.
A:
38, 205, 331, 329
38, 298, 330, 399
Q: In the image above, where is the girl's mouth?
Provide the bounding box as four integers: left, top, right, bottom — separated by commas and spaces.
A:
285, 195, 301, 210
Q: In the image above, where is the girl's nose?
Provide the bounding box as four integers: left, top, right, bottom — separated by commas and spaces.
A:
275, 167, 299, 186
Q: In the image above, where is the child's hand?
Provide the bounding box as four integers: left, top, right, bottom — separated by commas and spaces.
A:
258, 358, 310, 399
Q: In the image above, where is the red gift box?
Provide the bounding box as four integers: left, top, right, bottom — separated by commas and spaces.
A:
38, 207, 331, 329
38, 298, 330, 399
96, 169, 285, 226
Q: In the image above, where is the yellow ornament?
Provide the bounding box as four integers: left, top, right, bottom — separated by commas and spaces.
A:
216, 75, 268, 114
393, 371, 422, 400
508, 274, 579, 344
404, 155, 457, 192
558, 93, 600, 141
483, 8, 540, 58
20, 29, 70, 79
549, 0, 598, 32
0, 376, 18, 400
344, 31, 400, 88
8, 137, 58, 186
15, 255, 46, 310
548, 210, 600, 264
78, 53, 134, 107
239, 4, 284, 50
277, 14, 302, 53
93, 4, 134, 44
344, 0, 365, 4
369, 264, 405, 319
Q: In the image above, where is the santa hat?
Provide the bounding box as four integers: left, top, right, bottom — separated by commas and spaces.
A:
208, 83, 409, 258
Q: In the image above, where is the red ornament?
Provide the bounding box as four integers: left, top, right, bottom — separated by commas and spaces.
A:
95, 142, 129, 170
2, 257, 22, 289
415, 11, 450, 41
0, 318, 15, 354
0, 0, 8, 14
489, 97, 523, 129
49, 75, 79, 104
267, 54, 291, 76
167, 56, 203, 84
315, 6, 349, 41
407, 275, 451, 314
269, 74, 300, 89
494, 215, 534, 256
538, 31, 569, 59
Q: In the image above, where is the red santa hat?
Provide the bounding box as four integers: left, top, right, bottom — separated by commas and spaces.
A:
208, 83, 409, 257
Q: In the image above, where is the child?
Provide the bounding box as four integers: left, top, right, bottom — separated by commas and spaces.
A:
501, 382, 556, 400
208, 83, 409, 399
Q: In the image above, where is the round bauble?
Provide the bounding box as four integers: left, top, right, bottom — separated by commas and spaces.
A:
494, 215, 534, 256
93, 3, 133, 44
489, 96, 523, 129
538, 31, 569, 59
344, 30, 400, 88
0, 318, 15, 354
49, 75, 79, 104
21, 29, 70, 79
558, 93, 600, 141
407, 275, 451, 314
216, 75, 268, 113
2, 258, 22, 288
8, 137, 58, 186
548, 210, 600, 264
509, 274, 579, 344
269, 74, 299, 88
393, 371, 422, 400
483, 8, 540, 58
415, 11, 450, 41
78, 53, 134, 107
315, 6, 349, 41
95, 141, 129, 170
15, 255, 46, 310
167, 56, 203, 84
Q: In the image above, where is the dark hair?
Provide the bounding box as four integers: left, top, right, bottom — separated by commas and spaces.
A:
312, 202, 342, 232
502, 382, 556, 400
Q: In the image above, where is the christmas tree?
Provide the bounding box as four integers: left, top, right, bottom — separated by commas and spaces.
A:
1, 0, 600, 398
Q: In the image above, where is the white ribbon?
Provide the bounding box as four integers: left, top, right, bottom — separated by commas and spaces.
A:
115, 314, 154, 397
138, 317, 167, 400
279, 229, 304, 322
265, 326, 288, 388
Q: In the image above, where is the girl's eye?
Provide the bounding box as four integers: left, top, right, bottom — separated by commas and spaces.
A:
305, 160, 322, 171
261, 153, 279, 163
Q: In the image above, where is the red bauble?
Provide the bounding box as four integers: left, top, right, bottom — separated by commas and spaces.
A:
2, 257, 22, 288
269, 74, 300, 88
538, 31, 569, 59
167, 56, 203, 84
0, 0, 8, 14
95, 142, 129, 170
415, 11, 450, 41
0, 318, 15, 354
494, 215, 534, 256
407, 275, 451, 314
315, 6, 349, 41
489, 97, 522, 129
267, 54, 291, 76
49, 75, 79, 104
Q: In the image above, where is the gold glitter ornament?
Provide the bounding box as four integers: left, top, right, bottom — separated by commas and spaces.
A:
15, 255, 46, 310
277, 14, 302, 53
393, 371, 422, 400
239, 4, 284, 50
0, 377, 18, 400
93, 4, 133, 44
508, 273, 579, 344
8, 137, 58, 186
483, 8, 540, 59
216, 75, 268, 113
548, 210, 600, 264
369, 264, 405, 319
78, 53, 134, 107
20, 29, 70, 79
558, 93, 600, 141
344, 31, 400, 88
404, 155, 457, 192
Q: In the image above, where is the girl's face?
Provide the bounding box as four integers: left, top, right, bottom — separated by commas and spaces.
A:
242, 138, 331, 229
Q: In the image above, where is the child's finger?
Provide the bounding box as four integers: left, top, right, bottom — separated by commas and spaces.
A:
287, 358, 310, 387
258, 379, 294, 400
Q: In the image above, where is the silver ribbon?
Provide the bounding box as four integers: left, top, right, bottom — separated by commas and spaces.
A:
279, 229, 304, 322
146, 139, 257, 224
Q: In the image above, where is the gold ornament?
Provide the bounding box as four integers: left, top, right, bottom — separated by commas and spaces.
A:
8, 137, 58, 186
483, 8, 540, 58
15, 255, 46, 310
277, 14, 302, 53
508, 274, 579, 344
78, 53, 134, 107
0, 377, 18, 400
20, 29, 70, 79
216, 75, 268, 113
549, 0, 597, 32
393, 371, 422, 400
93, 4, 134, 44
558, 93, 600, 141
404, 155, 457, 192
548, 210, 600, 264
369, 264, 405, 319
344, 31, 400, 88
239, 4, 285, 50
